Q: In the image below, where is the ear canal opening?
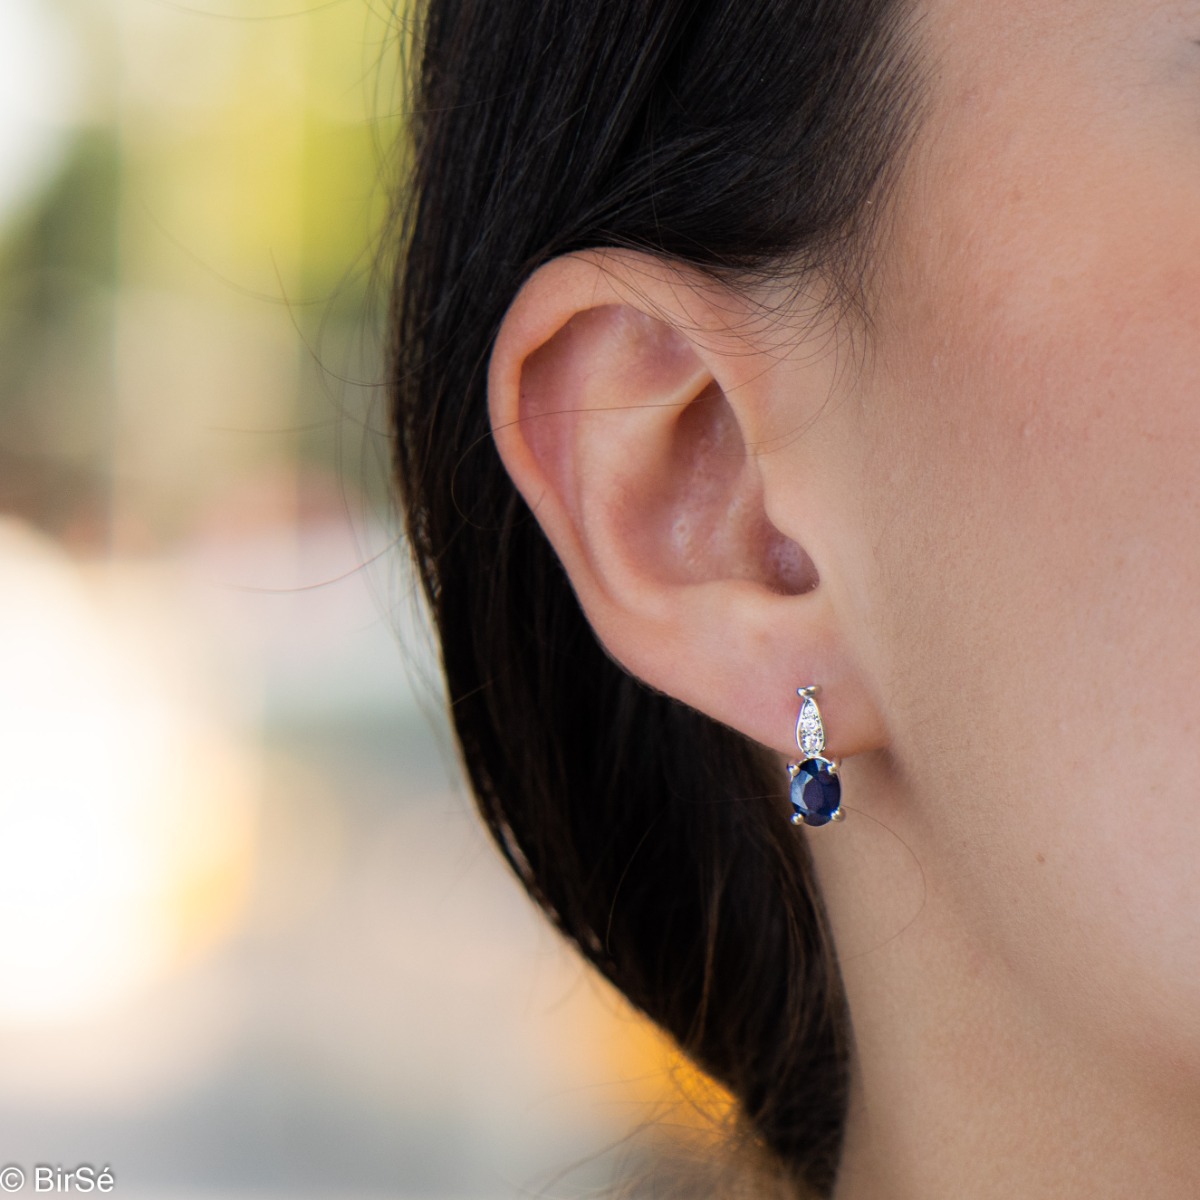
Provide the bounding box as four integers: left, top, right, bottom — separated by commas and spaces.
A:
764, 524, 819, 596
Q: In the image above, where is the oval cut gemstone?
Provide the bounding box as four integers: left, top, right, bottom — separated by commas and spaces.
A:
789, 757, 841, 827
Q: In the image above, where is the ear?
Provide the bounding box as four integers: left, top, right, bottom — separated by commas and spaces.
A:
488, 250, 885, 761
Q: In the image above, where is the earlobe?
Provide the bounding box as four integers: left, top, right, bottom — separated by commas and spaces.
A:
487, 251, 885, 762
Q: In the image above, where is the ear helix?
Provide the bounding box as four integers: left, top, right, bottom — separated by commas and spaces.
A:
786, 685, 845, 827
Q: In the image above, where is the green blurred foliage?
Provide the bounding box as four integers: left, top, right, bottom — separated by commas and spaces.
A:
0, 0, 403, 548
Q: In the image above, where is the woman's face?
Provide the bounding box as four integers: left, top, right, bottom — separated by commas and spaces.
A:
806, 0, 1200, 1086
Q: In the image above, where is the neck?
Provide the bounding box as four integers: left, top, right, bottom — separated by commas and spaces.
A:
809, 754, 1200, 1200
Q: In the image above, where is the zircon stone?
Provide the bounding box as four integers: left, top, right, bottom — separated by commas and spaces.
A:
796, 696, 825, 757
789, 757, 842, 827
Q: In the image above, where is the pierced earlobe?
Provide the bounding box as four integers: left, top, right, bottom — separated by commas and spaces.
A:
786, 685, 846, 827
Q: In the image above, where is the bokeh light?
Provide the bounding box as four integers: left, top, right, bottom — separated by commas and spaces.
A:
0, 520, 255, 1026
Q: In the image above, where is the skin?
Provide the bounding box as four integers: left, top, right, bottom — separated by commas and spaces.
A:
817, 2, 1200, 1194
488, 0, 1200, 1195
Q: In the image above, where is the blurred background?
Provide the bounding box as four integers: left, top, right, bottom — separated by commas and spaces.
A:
0, 2, 724, 1196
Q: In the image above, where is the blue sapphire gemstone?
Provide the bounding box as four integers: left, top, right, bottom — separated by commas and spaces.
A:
789, 757, 841, 827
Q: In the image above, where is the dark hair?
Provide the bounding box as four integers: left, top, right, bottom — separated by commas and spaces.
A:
387, 3, 920, 1193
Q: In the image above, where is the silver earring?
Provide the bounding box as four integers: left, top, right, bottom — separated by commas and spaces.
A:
786, 686, 844, 826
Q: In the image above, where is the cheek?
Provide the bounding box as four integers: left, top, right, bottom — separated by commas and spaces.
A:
856, 168, 1200, 1069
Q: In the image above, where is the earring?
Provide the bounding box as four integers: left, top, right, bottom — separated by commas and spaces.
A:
786, 685, 844, 827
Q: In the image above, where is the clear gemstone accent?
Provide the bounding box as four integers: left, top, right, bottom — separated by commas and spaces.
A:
797, 696, 825, 756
